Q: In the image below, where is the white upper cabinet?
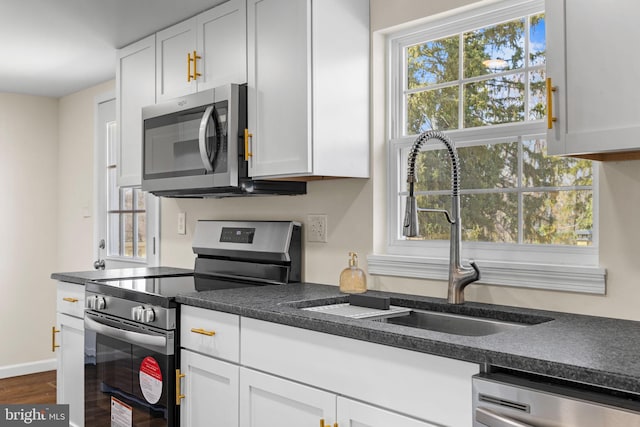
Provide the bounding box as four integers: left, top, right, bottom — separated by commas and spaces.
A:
116, 34, 155, 187
546, 0, 640, 159
156, 0, 247, 101
246, 0, 370, 179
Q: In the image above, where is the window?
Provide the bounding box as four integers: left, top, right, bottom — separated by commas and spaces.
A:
105, 121, 148, 261
373, 0, 605, 293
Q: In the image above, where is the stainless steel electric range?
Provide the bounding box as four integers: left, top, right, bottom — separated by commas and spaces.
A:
83, 220, 301, 427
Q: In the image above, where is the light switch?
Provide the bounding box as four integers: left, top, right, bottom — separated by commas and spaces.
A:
177, 212, 186, 235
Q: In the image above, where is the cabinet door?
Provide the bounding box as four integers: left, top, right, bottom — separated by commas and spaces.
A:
180, 349, 239, 427
196, 0, 247, 91
55, 313, 84, 427
116, 34, 156, 186
337, 397, 437, 427
546, 0, 640, 157
247, 0, 312, 178
239, 368, 336, 427
156, 18, 197, 101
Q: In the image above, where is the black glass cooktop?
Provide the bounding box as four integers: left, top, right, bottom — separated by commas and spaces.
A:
86, 274, 263, 307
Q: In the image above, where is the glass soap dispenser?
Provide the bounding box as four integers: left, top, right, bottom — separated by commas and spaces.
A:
339, 252, 367, 294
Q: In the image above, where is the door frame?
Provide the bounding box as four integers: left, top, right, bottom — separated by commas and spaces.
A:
93, 90, 160, 268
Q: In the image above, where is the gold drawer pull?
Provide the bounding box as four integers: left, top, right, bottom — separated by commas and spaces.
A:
191, 327, 215, 337
63, 297, 79, 303
52, 326, 60, 352
176, 369, 185, 405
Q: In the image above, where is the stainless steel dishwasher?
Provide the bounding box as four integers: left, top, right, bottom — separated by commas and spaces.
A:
473, 372, 640, 426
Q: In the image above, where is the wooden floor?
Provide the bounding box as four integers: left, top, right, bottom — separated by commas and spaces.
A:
0, 370, 56, 404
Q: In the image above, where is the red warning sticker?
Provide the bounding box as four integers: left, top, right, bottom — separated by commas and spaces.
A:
139, 356, 163, 404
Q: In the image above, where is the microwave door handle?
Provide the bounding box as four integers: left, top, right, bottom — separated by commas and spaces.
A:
85, 316, 167, 353
198, 105, 216, 172
475, 407, 536, 427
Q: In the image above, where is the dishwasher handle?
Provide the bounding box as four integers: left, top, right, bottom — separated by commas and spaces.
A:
476, 407, 535, 427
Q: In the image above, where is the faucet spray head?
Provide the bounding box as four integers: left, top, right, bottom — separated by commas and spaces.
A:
403, 181, 419, 237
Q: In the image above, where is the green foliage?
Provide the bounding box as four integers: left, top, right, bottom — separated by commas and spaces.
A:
404, 13, 594, 246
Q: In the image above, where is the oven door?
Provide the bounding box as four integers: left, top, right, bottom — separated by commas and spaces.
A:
84, 311, 176, 427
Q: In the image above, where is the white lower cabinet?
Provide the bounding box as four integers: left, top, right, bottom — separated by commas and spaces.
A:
180, 308, 479, 427
179, 349, 239, 427
55, 281, 85, 427
239, 367, 436, 427
239, 368, 335, 427
337, 397, 437, 427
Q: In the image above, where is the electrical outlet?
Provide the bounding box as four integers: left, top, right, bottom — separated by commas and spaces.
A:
307, 214, 328, 243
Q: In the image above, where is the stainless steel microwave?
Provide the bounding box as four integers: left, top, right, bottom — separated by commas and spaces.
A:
141, 84, 306, 197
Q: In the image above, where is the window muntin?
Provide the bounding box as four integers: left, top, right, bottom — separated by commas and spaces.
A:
389, 0, 596, 261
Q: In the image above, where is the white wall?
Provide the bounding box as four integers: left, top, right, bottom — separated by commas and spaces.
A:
57, 80, 115, 271
0, 94, 59, 371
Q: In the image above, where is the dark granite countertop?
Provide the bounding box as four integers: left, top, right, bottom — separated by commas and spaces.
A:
177, 282, 640, 395
51, 267, 193, 284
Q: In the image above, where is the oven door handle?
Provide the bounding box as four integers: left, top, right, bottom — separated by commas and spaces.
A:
475, 407, 536, 427
85, 316, 168, 352
198, 105, 216, 172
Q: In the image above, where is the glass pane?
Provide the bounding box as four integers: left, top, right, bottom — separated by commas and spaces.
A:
411, 194, 452, 240
406, 193, 518, 243
408, 143, 519, 193
464, 18, 525, 79
122, 188, 133, 210
407, 36, 459, 90
107, 213, 121, 257
107, 168, 118, 210
529, 13, 546, 66
523, 139, 593, 187
107, 121, 117, 165
529, 69, 546, 121
135, 189, 146, 211
407, 87, 459, 134
464, 74, 525, 127
460, 143, 518, 189
461, 193, 518, 243
523, 190, 593, 245
409, 149, 454, 193
137, 213, 146, 258
123, 213, 133, 257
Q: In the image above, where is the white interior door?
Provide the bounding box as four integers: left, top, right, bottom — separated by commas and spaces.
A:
94, 92, 160, 269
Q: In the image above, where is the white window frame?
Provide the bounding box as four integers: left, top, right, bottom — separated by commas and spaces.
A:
368, 0, 606, 294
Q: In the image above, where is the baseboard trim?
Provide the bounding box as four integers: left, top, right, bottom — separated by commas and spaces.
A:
0, 359, 56, 379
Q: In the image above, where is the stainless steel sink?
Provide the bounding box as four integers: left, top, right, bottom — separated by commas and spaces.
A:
300, 299, 550, 337
380, 308, 527, 336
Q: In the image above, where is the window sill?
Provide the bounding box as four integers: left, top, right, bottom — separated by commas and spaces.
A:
366, 254, 606, 294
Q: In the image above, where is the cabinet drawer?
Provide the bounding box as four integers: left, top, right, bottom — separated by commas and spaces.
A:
180, 305, 240, 362
56, 281, 85, 318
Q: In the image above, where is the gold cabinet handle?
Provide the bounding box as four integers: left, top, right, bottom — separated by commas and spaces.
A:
51, 326, 60, 352
187, 51, 202, 82
192, 50, 202, 80
187, 52, 192, 82
546, 77, 558, 129
190, 327, 215, 337
244, 128, 253, 161
62, 297, 78, 303
176, 369, 186, 405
